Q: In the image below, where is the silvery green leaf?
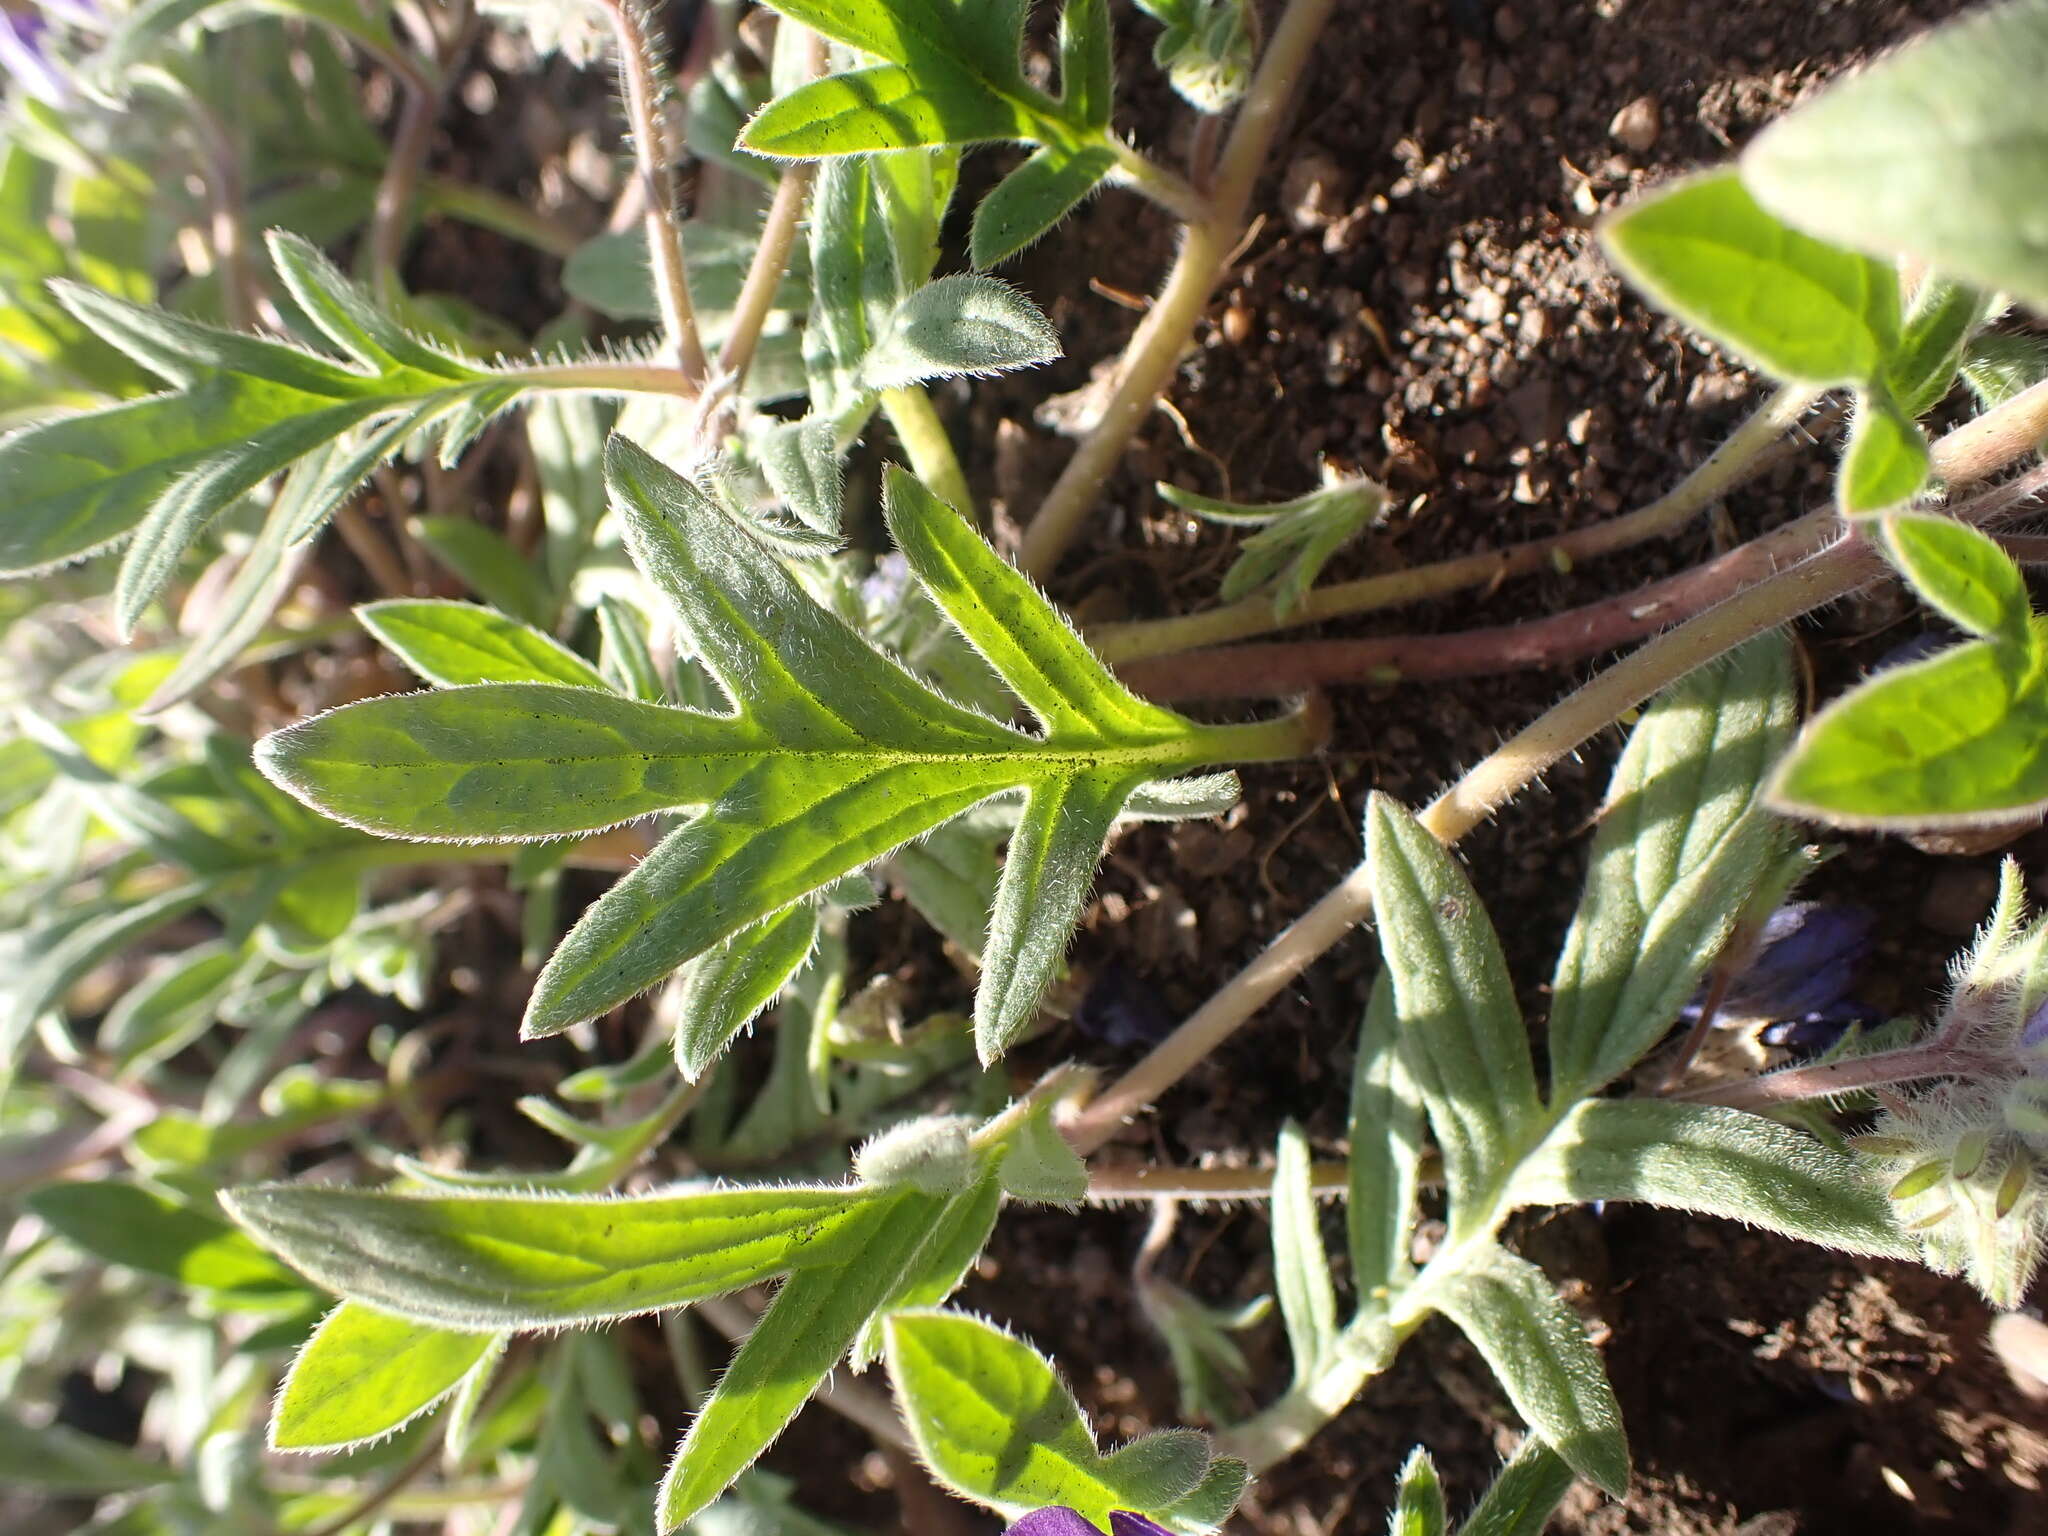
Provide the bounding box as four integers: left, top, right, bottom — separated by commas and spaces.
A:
1120, 771, 1240, 821
102, 939, 244, 1072
359, 600, 608, 689
221, 1181, 894, 1329
271, 1303, 499, 1451
1546, 636, 1796, 1100
1273, 1119, 1338, 1381
1364, 794, 1541, 1227
1741, 0, 2048, 310
1349, 976, 1425, 1304
658, 1189, 948, 1531
858, 274, 1062, 390
1099, 1430, 1213, 1510
1138, 1276, 1270, 1424
1456, 1437, 1576, 1536
1388, 1446, 1446, 1536
1162, 476, 1388, 619
1510, 1100, 1912, 1259
1430, 1248, 1629, 1498
996, 1099, 1089, 1204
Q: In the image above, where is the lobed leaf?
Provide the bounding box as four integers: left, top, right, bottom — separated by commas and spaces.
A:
1546, 636, 1796, 1099
273, 1303, 500, 1451
1741, 0, 2048, 311
1364, 794, 1542, 1224
221, 1182, 891, 1330
1429, 1249, 1629, 1499
1509, 1100, 1913, 1260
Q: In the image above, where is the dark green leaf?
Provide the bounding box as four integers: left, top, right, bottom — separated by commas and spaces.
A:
970, 145, 1116, 269
1456, 1437, 1576, 1536
29, 1180, 297, 1293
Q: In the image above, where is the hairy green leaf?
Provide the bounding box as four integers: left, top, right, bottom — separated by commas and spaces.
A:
1888, 279, 1993, 418
1769, 633, 2048, 828
1348, 976, 1425, 1304
658, 1190, 945, 1531
885, 1308, 1228, 1525
858, 273, 1061, 389
259, 440, 1299, 1059
1882, 513, 2032, 645
1546, 637, 1796, 1099
1600, 169, 1898, 387
273, 1303, 499, 1451
221, 1182, 890, 1329
673, 903, 821, 1080
359, 600, 608, 689
971, 144, 1117, 268
1510, 1100, 1913, 1259
1389, 1447, 1447, 1536
1742, 0, 2048, 310
1456, 1437, 1576, 1536
1838, 389, 1931, 515
1364, 794, 1542, 1225
1058, 0, 1115, 128
1273, 1120, 1338, 1381
1430, 1249, 1629, 1498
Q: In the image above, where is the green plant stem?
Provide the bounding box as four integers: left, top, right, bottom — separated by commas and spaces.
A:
594, 0, 710, 387
1091, 384, 1822, 664
882, 387, 977, 521
509, 360, 702, 396
1063, 378, 2048, 1158
1016, 0, 1338, 577
1106, 136, 1211, 224
1085, 1159, 1356, 1202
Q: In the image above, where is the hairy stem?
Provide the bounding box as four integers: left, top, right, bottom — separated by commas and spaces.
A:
594, 0, 709, 386
1016, 0, 1338, 576
1093, 384, 1824, 664
883, 387, 977, 522
1063, 379, 2048, 1155
1106, 136, 1211, 224
1085, 1159, 1355, 1203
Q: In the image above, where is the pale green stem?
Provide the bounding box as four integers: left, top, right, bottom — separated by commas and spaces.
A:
882, 387, 977, 521
1017, 0, 1339, 576
508, 361, 702, 397
1085, 1159, 1354, 1202
1106, 135, 1211, 224
1092, 384, 1822, 664
1061, 375, 2048, 1159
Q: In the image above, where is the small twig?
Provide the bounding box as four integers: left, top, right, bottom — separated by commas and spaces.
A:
333, 502, 417, 598
1087, 1159, 1352, 1203
1093, 384, 1826, 664
1017, 0, 1338, 576
592, 0, 710, 386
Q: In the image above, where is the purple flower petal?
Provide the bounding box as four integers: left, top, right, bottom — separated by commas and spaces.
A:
1008, 1512, 1105, 1536
2022, 997, 2048, 1049
1109, 1515, 1176, 1536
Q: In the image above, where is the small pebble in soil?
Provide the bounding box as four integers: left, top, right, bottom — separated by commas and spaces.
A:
1609, 94, 1662, 152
